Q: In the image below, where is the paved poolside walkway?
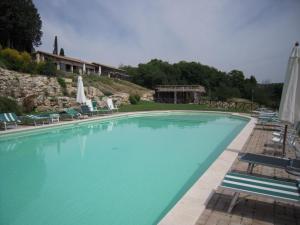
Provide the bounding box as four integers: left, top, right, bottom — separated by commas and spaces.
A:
195, 124, 300, 225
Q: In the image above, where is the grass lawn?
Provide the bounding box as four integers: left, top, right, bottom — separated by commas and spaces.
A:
119, 101, 250, 113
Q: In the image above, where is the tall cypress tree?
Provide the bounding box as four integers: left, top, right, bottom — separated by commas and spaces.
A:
53, 36, 58, 55
59, 48, 65, 56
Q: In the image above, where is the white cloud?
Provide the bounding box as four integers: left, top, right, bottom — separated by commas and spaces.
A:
35, 0, 300, 82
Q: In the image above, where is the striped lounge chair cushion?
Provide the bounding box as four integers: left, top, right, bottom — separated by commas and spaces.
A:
0, 113, 20, 123
221, 172, 300, 202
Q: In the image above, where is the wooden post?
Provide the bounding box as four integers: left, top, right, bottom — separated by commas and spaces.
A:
174, 91, 177, 104
282, 124, 288, 156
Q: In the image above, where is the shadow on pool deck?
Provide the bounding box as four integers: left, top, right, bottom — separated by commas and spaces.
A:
195, 123, 300, 225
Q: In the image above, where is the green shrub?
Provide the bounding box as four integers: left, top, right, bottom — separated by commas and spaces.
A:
36, 60, 57, 76
103, 91, 113, 96
57, 77, 68, 96
0, 96, 23, 115
57, 77, 66, 88
0, 58, 6, 69
129, 94, 140, 104
0, 48, 37, 73
0, 48, 23, 70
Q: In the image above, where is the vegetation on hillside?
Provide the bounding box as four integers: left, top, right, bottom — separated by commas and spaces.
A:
0, 48, 56, 75
121, 59, 283, 108
119, 101, 249, 113
0, 0, 42, 52
80, 75, 150, 97
0, 96, 23, 115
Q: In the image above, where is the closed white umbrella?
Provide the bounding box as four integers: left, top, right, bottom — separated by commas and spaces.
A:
279, 42, 300, 155
76, 76, 86, 104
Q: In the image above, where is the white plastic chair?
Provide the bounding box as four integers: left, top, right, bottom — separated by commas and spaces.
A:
106, 98, 118, 112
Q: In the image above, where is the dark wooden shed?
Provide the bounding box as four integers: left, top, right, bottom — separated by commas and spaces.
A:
155, 85, 206, 104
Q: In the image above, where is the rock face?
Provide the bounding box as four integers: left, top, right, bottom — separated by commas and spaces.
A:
0, 68, 153, 112
141, 91, 155, 101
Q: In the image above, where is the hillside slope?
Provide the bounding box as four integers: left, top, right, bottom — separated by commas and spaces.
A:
0, 67, 153, 112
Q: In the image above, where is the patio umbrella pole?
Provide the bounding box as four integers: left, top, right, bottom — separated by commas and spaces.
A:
282, 124, 288, 156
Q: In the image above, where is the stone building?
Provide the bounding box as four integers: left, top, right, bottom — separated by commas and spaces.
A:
34, 51, 129, 79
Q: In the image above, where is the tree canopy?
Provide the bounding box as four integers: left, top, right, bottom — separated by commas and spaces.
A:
0, 0, 42, 52
121, 59, 282, 108
59, 48, 65, 56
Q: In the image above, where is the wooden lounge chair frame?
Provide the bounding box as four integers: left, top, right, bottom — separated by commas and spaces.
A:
238, 153, 300, 174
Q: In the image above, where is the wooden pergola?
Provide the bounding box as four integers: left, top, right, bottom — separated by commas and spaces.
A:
155, 85, 206, 104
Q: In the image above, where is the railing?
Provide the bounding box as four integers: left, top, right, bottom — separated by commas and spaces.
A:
156, 85, 205, 92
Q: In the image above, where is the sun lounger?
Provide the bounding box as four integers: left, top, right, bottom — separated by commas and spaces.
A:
257, 116, 281, 129
48, 113, 60, 123
60, 108, 83, 120
25, 114, 51, 126
273, 121, 300, 137
106, 98, 118, 112
92, 101, 111, 114
219, 172, 300, 213
239, 153, 300, 174
24, 113, 60, 125
81, 105, 94, 116
272, 134, 297, 148
92, 101, 98, 111
0, 112, 21, 130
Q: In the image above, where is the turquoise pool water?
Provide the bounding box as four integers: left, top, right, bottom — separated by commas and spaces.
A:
0, 112, 248, 225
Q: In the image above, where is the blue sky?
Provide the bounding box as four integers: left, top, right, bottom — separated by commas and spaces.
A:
33, 0, 300, 83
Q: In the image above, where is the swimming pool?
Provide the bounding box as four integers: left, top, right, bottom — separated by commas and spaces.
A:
0, 112, 248, 225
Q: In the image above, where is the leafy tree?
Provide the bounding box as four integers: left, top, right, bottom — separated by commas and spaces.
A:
122, 59, 282, 107
59, 48, 65, 56
0, 0, 42, 52
53, 36, 58, 55
0, 96, 23, 115
36, 60, 57, 76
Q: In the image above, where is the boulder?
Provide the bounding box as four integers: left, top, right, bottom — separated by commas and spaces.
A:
110, 92, 129, 106
85, 86, 104, 99
141, 91, 154, 101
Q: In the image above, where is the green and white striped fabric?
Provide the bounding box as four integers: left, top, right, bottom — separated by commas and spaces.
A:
0, 113, 20, 123
221, 172, 300, 202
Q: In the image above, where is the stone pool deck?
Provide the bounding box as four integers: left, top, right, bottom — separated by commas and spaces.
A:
195, 123, 300, 225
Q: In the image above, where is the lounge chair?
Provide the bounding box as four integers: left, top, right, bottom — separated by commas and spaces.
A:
272, 121, 300, 137
48, 113, 60, 123
24, 113, 59, 125
257, 116, 281, 129
25, 114, 51, 126
80, 105, 96, 116
92, 101, 98, 111
239, 153, 300, 175
271, 134, 297, 148
0, 112, 21, 130
60, 108, 83, 120
219, 172, 300, 213
106, 98, 118, 112
92, 101, 111, 114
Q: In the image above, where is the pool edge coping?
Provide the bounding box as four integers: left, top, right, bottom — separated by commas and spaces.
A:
157, 112, 256, 225
0, 110, 249, 137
